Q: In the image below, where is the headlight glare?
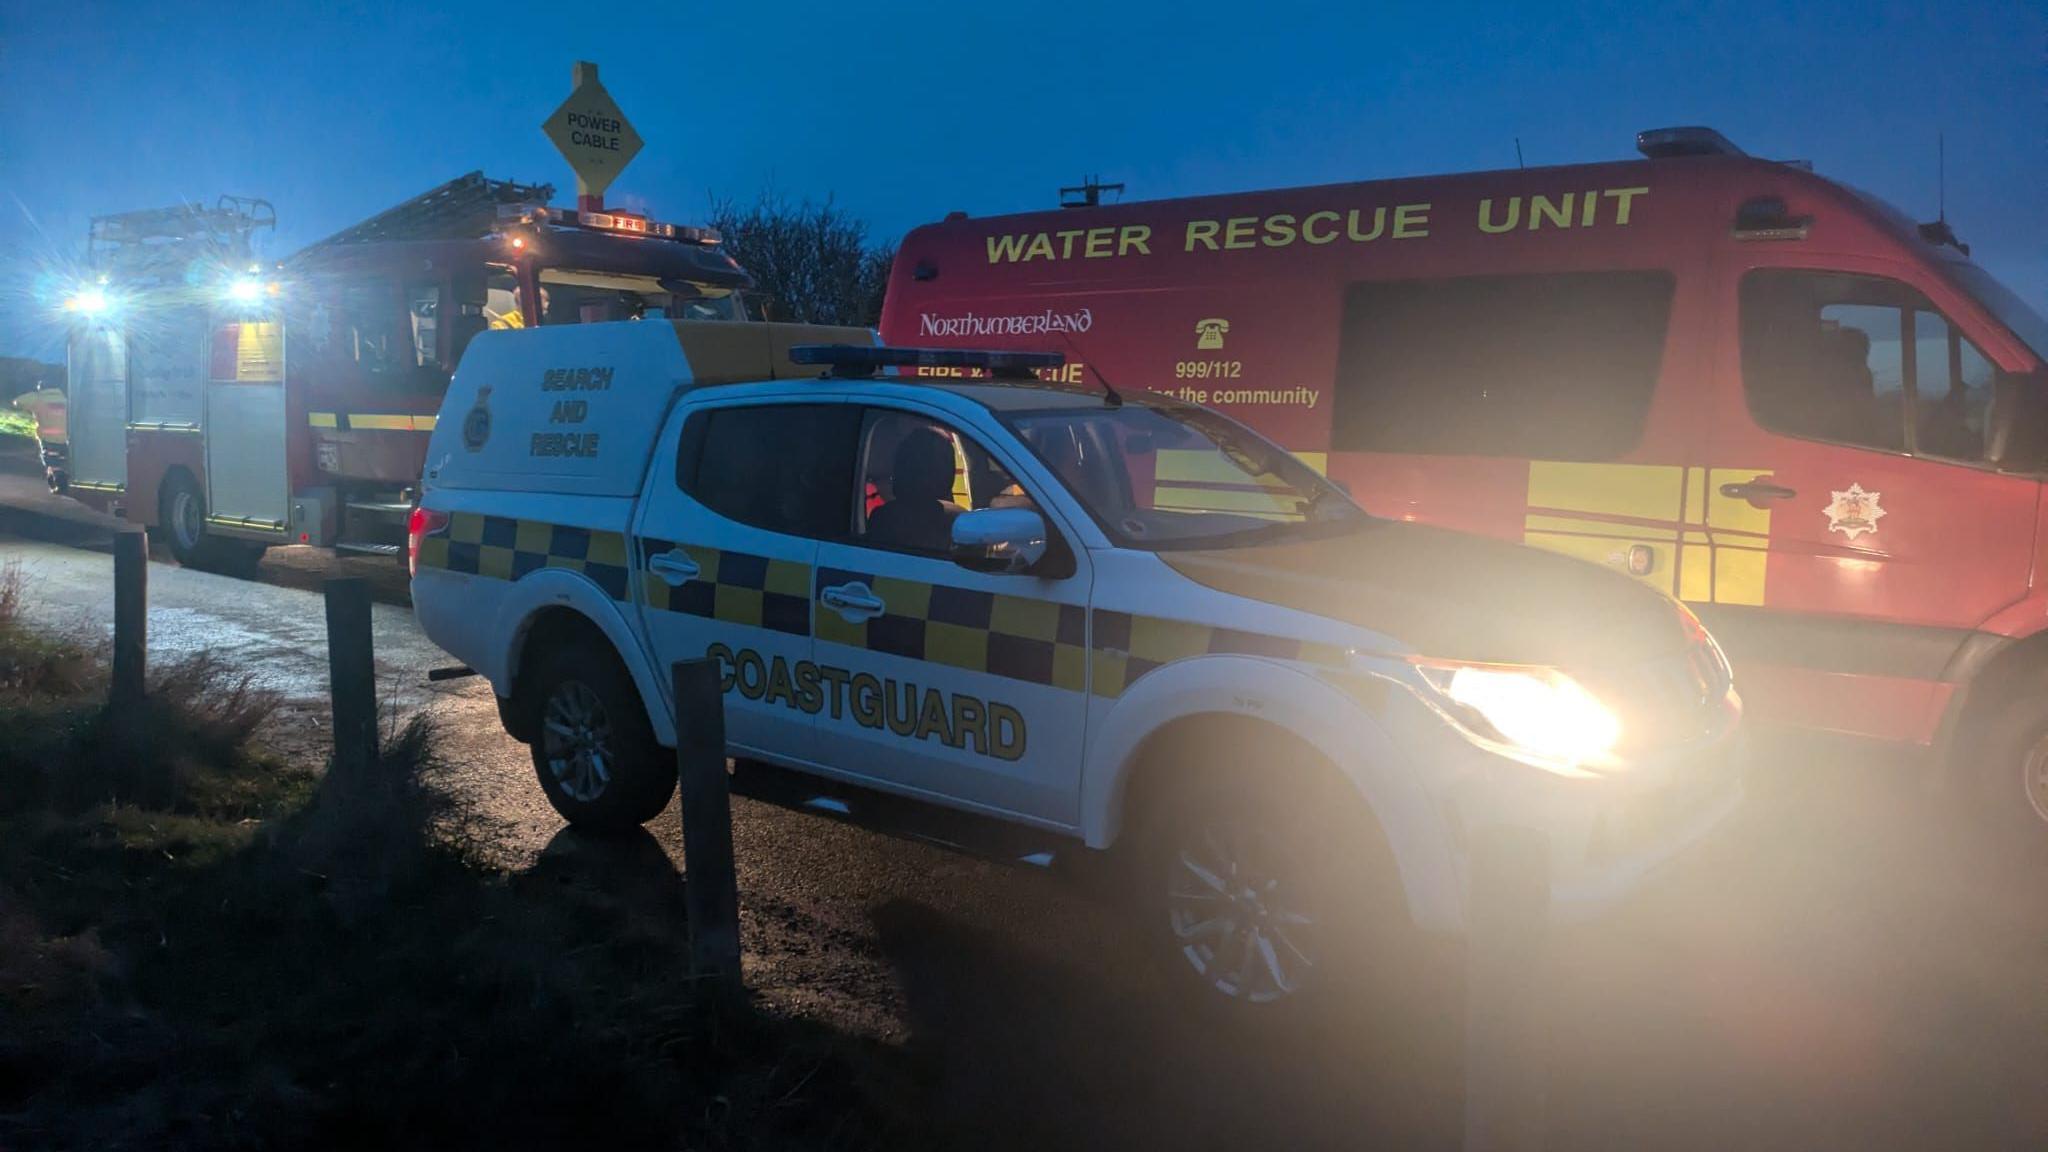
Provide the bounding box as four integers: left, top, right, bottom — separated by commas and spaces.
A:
64, 287, 112, 316
1414, 660, 1621, 774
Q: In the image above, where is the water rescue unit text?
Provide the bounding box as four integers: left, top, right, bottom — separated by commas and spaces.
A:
984, 187, 1650, 263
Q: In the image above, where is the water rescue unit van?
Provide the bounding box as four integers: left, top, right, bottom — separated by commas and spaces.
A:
881, 127, 2048, 847
411, 320, 1742, 1007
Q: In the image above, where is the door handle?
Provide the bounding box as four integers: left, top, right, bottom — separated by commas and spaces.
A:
647, 549, 701, 586
1719, 480, 1797, 505
820, 581, 886, 618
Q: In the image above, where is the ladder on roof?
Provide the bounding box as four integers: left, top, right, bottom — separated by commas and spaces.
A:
304, 171, 556, 249
87, 196, 276, 286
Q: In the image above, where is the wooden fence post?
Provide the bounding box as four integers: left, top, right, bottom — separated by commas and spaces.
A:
1464, 823, 1552, 1152
110, 529, 147, 707
674, 658, 742, 986
324, 578, 376, 776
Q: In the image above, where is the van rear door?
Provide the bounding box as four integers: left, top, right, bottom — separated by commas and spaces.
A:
1698, 258, 2039, 742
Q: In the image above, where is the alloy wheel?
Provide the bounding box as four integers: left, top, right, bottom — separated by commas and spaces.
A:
1166, 819, 1320, 1004
542, 680, 614, 803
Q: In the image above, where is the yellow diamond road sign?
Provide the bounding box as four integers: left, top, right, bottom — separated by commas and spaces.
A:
543, 70, 642, 197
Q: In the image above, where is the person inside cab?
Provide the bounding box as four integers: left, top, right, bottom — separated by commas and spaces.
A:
865, 426, 965, 552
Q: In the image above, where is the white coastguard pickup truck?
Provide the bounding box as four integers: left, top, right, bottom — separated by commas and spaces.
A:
411, 320, 1743, 1010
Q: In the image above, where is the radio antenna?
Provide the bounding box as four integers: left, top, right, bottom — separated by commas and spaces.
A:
1937, 131, 1946, 223
1515, 137, 1525, 170
1056, 329, 1122, 407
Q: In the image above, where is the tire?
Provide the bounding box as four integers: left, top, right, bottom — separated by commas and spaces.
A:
1966, 669, 2048, 862
157, 472, 268, 576
1129, 743, 1407, 1020
525, 644, 675, 831
496, 693, 535, 745
158, 472, 210, 567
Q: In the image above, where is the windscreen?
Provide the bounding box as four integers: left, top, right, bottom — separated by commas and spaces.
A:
538, 267, 744, 324
1005, 402, 1367, 550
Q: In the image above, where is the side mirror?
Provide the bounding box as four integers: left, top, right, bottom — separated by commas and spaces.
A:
951, 508, 1048, 575
1989, 369, 2048, 472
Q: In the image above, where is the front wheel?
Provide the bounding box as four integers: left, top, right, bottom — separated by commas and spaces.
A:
1131, 760, 1407, 1018
525, 646, 675, 831
1970, 674, 2048, 861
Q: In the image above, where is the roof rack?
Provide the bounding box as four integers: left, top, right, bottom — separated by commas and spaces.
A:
791, 345, 1065, 380
306, 171, 555, 249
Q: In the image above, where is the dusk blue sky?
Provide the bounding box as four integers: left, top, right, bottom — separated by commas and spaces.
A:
3, 0, 2043, 362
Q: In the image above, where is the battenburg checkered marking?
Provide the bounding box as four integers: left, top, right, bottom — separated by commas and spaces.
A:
419, 518, 1350, 699
415, 513, 630, 599
638, 539, 812, 636
1088, 610, 1347, 699
813, 566, 1091, 692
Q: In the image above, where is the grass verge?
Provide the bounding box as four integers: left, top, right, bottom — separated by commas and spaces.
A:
0, 564, 904, 1150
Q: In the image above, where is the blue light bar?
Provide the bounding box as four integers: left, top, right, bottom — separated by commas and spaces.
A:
789, 345, 1066, 377
1636, 126, 1745, 160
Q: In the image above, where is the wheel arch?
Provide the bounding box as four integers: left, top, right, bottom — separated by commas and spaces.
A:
1936, 625, 2048, 773
495, 572, 674, 747
1079, 656, 1453, 925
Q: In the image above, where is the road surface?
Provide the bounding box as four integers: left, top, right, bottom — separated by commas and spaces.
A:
4, 452, 2046, 1150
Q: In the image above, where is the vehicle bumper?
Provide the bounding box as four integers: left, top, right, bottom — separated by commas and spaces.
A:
1376, 688, 1746, 934
412, 566, 515, 691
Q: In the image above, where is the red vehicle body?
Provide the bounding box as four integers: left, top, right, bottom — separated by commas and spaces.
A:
880, 130, 2048, 798
64, 175, 752, 566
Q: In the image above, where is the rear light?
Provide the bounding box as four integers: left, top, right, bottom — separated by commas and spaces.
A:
407, 505, 450, 579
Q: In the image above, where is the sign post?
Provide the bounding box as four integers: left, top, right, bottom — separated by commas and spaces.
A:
542, 60, 643, 215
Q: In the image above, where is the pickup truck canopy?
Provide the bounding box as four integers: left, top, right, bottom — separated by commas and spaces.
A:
422, 320, 874, 498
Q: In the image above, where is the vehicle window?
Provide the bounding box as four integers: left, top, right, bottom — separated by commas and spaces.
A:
484, 266, 526, 330
1741, 270, 1995, 461
539, 268, 742, 324
336, 284, 398, 374
1910, 311, 1997, 461
1331, 271, 1674, 460
854, 410, 1022, 556
1006, 401, 1367, 550
677, 404, 860, 538
406, 282, 442, 370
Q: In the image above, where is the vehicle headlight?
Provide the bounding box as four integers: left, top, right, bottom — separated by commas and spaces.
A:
1411, 659, 1622, 776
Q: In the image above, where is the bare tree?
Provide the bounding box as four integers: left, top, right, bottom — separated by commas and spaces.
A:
706, 193, 895, 327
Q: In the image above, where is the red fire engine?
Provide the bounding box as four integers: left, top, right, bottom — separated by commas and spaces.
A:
61, 172, 750, 569
881, 127, 2048, 845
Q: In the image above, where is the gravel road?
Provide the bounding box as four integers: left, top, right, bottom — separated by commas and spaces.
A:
5, 451, 2045, 1150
